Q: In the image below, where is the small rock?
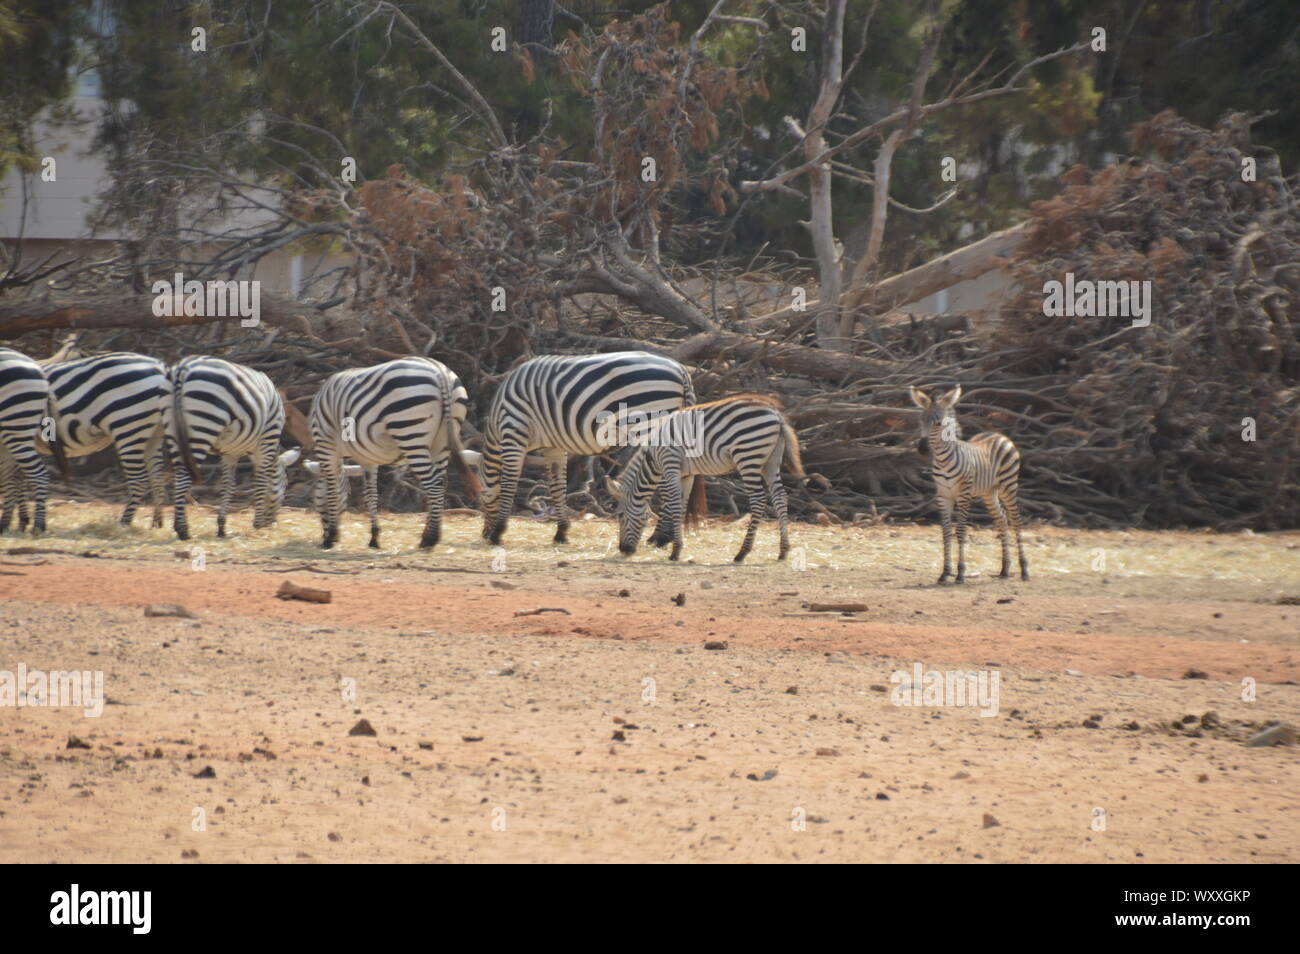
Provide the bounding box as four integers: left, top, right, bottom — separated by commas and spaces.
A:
951, 771, 971, 780
489, 580, 515, 590
815, 747, 839, 757
982, 813, 1000, 829
193, 765, 216, 779
1200, 711, 1221, 729
704, 640, 728, 650
66, 736, 91, 750
145, 603, 195, 619
672, 592, 686, 606
1245, 724, 1296, 747
1182, 668, 1209, 680
348, 719, 377, 737
327, 832, 342, 842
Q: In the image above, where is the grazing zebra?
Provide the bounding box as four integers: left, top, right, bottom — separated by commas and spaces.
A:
606, 395, 807, 563
0, 347, 66, 534
167, 356, 297, 540
910, 386, 1029, 584
40, 353, 171, 527
304, 356, 480, 550
479, 351, 696, 545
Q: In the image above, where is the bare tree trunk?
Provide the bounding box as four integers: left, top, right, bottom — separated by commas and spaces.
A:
806, 0, 848, 352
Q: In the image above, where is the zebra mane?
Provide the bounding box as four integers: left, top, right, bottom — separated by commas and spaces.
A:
685, 393, 784, 412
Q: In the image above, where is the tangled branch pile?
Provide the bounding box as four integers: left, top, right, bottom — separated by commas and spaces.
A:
980, 110, 1299, 528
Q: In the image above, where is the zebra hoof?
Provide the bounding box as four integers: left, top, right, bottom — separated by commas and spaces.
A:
1021, 571, 1031, 581
368, 537, 380, 550
955, 576, 966, 585
217, 529, 227, 539
936, 574, 951, 585
419, 535, 439, 550
733, 553, 747, 564
553, 531, 568, 545
176, 529, 190, 542
999, 569, 1011, 579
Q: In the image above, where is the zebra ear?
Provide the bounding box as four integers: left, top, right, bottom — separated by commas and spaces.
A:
939, 386, 962, 409
605, 475, 623, 501
301, 459, 321, 475
909, 387, 931, 409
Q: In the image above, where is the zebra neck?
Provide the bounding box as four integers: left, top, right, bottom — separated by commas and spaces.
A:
928, 425, 961, 463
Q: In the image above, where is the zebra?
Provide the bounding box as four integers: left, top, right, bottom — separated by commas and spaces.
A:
479, 351, 696, 545
0, 347, 66, 534
37, 353, 171, 528
303, 356, 480, 550
166, 355, 298, 540
910, 385, 1029, 584
605, 394, 808, 563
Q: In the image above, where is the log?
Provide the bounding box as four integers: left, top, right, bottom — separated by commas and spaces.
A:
670, 333, 906, 384
739, 222, 1028, 334
275, 580, 332, 603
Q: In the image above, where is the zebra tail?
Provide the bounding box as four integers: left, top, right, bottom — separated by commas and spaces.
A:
781, 420, 807, 480
46, 397, 71, 481
171, 366, 202, 482
443, 378, 482, 502
684, 475, 708, 530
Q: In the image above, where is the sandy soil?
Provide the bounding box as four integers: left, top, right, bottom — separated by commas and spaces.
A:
1, 501, 1297, 863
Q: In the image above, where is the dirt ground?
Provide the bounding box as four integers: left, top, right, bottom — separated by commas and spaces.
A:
1, 500, 1297, 863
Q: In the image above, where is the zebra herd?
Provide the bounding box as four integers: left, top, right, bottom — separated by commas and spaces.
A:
0, 344, 1028, 582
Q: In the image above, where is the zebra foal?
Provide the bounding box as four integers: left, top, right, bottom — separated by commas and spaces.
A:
606, 395, 807, 563
911, 386, 1028, 584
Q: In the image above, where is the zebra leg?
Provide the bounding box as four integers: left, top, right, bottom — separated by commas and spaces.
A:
406, 449, 446, 550
545, 454, 570, 544
319, 452, 344, 549
484, 440, 525, 546
650, 476, 694, 547
937, 496, 955, 584
0, 451, 20, 533
768, 473, 791, 561
3, 438, 51, 535
251, 436, 281, 530
148, 441, 167, 528
1000, 485, 1030, 581
364, 467, 381, 549
987, 494, 1012, 578
661, 463, 685, 561
115, 443, 151, 527
216, 458, 236, 538
734, 470, 767, 564
954, 492, 973, 584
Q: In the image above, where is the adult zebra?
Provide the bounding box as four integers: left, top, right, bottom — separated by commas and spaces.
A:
910, 386, 1029, 584
478, 351, 697, 545
0, 348, 66, 534
40, 353, 170, 527
606, 395, 808, 563
167, 355, 298, 540
303, 356, 480, 550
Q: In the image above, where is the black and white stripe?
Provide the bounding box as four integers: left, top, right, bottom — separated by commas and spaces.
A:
911, 386, 1029, 583
167, 355, 294, 540
607, 395, 805, 563
41, 353, 170, 527
304, 356, 477, 550
479, 351, 696, 544
0, 347, 63, 534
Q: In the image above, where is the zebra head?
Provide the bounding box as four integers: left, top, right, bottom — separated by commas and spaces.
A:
604, 462, 652, 556
910, 386, 962, 442
301, 459, 365, 511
